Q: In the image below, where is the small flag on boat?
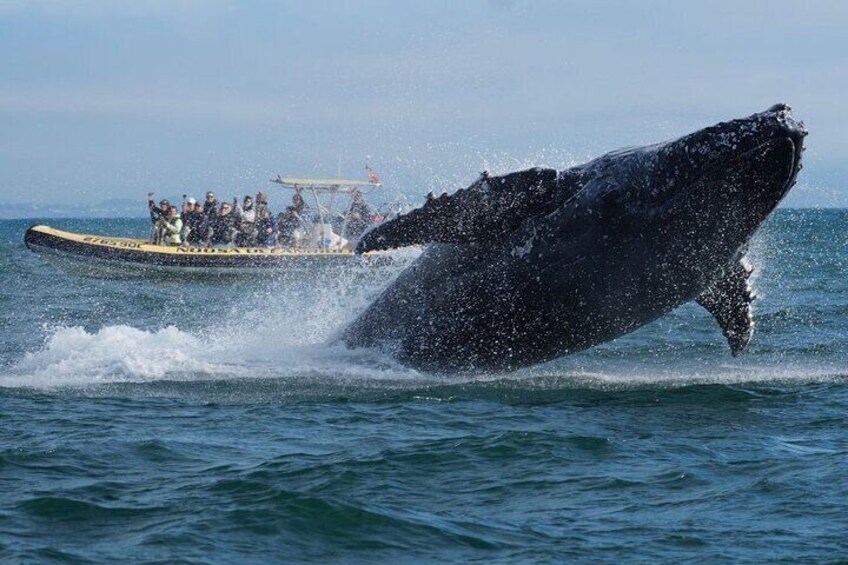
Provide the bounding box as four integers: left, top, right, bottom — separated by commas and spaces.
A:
366, 164, 382, 185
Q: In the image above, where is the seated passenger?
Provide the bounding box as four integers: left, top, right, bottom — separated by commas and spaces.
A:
157, 205, 183, 246
276, 193, 309, 248
256, 208, 277, 247
182, 197, 205, 244
255, 191, 270, 216
234, 195, 258, 247
203, 191, 218, 218
207, 201, 237, 246
194, 201, 210, 244
147, 193, 170, 244
147, 193, 169, 221
292, 192, 307, 214
345, 190, 373, 241
276, 212, 293, 247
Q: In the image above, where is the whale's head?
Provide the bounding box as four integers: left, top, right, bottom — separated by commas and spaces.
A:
645, 104, 806, 252
356, 105, 806, 264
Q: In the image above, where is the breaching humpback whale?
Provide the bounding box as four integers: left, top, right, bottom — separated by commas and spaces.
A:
343, 104, 807, 373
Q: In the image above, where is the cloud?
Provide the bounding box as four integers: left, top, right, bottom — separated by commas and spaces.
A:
0, 87, 297, 127
0, 0, 846, 207
0, 0, 231, 18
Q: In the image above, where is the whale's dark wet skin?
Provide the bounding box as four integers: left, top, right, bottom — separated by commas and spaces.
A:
344, 105, 807, 373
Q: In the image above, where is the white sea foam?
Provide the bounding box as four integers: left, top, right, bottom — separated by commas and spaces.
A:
2, 322, 427, 389
1, 249, 425, 389
521, 359, 848, 389
5, 313, 845, 392
6, 325, 232, 387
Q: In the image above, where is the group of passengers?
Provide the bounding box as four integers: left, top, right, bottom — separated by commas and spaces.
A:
147, 190, 375, 248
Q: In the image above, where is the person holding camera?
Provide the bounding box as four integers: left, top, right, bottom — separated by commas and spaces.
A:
147, 192, 172, 244
147, 193, 170, 221
156, 205, 183, 246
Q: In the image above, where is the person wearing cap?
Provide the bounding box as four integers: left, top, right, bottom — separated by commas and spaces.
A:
147, 192, 170, 223
182, 196, 197, 215
147, 192, 171, 243
181, 197, 205, 244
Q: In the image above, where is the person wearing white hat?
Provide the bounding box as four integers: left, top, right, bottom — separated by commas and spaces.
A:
182, 197, 197, 215
182, 197, 204, 244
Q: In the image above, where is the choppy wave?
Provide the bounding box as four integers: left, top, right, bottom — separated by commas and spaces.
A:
2, 212, 848, 397
4, 319, 846, 400
3, 215, 848, 563
2, 322, 427, 389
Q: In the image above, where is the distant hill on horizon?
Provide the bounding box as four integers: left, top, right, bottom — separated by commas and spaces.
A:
1, 199, 148, 219
2, 201, 845, 220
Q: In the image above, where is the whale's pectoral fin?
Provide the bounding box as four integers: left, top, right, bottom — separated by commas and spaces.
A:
696, 258, 756, 356
356, 168, 572, 253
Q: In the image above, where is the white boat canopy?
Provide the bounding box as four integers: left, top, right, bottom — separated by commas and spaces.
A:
271, 176, 380, 193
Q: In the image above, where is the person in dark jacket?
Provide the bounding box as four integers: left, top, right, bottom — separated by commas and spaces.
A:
276, 193, 309, 247
182, 197, 205, 244
147, 193, 171, 244
203, 191, 219, 219
256, 208, 277, 247
345, 190, 373, 241
147, 193, 170, 223
207, 201, 237, 246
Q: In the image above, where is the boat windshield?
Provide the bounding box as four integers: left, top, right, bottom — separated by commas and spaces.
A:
270, 176, 381, 250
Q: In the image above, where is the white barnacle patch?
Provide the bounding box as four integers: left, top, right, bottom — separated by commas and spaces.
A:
512, 235, 535, 259
480, 179, 493, 202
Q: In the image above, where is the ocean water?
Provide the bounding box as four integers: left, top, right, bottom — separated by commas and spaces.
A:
1, 212, 847, 563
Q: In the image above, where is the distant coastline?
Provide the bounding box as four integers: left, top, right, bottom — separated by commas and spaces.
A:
1, 199, 147, 220
3, 206, 847, 221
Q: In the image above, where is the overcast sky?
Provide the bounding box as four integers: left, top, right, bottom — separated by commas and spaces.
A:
1, 0, 846, 211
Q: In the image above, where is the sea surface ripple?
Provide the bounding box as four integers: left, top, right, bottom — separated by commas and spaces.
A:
1, 212, 847, 563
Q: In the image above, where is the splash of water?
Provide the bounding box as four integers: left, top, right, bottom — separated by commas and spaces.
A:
3, 249, 424, 389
